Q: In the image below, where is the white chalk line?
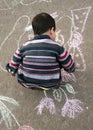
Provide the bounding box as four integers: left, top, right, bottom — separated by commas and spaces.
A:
0, 96, 20, 129
0, 15, 31, 50
0, 0, 52, 10
0, 15, 31, 72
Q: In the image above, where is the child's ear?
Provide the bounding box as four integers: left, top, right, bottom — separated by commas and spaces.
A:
50, 27, 55, 34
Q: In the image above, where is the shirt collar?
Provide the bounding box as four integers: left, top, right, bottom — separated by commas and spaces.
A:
32, 35, 51, 40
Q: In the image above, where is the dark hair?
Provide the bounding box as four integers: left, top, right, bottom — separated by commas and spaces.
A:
32, 12, 56, 35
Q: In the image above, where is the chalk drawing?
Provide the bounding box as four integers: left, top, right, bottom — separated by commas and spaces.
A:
18, 125, 34, 130
51, 11, 59, 19
20, 0, 37, 6
0, 96, 33, 129
0, 7, 91, 73
0, 15, 32, 72
61, 99, 84, 119
51, 7, 91, 72
0, 0, 36, 10
0, 15, 31, 50
0, 0, 19, 10
56, 30, 65, 46
39, 0, 52, 3
0, 6, 91, 121
0, 0, 52, 10
0, 96, 20, 129
35, 83, 84, 119
35, 90, 56, 115
61, 70, 76, 83
67, 6, 91, 71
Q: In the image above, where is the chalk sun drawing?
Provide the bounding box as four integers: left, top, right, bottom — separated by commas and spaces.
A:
0, 96, 20, 129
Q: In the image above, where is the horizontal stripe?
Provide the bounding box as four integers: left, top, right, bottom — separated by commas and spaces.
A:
23, 58, 56, 63
9, 63, 17, 69
15, 50, 21, 56
23, 61, 58, 66
14, 54, 21, 59
59, 51, 69, 61
21, 66, 60, 74
10, 61, 19, 67
18, 73, 59, 86
25, 55, 56, 59
22, 63, 59, 69
63, 58, 73, 68
18, 69, 59, 80
23, 39, 58, 45
18, 73, 59, 83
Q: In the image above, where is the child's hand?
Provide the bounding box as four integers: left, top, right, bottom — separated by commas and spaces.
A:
6, 63, 16, 76
7, 68, 15, 76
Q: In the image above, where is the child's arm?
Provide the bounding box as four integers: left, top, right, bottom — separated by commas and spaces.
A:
58, 47, 75, 73
6, 49, 22, 75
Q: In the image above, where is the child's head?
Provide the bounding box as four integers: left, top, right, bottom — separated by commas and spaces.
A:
32, 12, 56, 40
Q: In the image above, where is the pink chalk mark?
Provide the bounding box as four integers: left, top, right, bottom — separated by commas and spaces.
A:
18, 125, 34, 130
51, 12, 59, 19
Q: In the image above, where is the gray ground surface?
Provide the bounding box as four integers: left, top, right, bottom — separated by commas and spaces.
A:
0, 0, 93, 130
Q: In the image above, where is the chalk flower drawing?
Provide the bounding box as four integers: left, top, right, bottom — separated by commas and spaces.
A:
36, 82, 84, 119
36, 95, 56, 115
61, 99, 84, 119
0, 96, 20, 129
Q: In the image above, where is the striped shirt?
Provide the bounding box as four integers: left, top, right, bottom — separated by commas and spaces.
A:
6, 35, 75, 89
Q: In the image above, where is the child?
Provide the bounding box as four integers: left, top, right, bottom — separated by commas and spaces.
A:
6, 12, 76, 90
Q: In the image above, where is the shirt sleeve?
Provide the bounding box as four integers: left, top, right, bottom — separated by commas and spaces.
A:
6, 49, 22, 74
58, 47, 76, 72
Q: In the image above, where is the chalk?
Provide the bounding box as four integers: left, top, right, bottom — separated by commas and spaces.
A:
25, 25, 32, 31
86, 107, 89, 110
